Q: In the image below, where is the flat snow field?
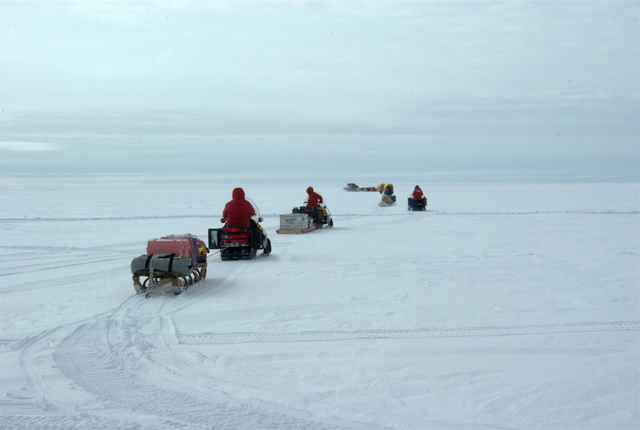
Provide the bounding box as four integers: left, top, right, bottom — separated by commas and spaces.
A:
0, 181, 638, 430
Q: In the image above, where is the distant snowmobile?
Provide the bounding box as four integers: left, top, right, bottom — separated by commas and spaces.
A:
277, 203, 333, 234
408, 185, 427, 211
378, 183, 396, 207
344, 183, 360, 191
344, 183, 377, 192
407, 196, 427, 211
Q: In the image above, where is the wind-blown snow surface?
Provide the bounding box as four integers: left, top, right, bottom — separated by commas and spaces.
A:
0, 180, 638, 429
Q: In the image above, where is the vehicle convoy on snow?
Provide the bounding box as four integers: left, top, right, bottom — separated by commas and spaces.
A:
277, 203, 334, 234
343, 183, 377, 192
131, 234, 208, 296
208, 199, 272, 260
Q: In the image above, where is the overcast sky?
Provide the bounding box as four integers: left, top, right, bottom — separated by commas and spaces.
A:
0, 1, 638, 183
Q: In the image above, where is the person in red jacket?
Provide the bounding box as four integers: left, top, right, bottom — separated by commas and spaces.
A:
222, 187, 255, 228
412, 185, 424, 201
305, 186, 325, 225
305, 186, 323, 209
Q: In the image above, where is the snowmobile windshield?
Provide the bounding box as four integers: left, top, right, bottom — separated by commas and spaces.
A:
246, 197, 260, 223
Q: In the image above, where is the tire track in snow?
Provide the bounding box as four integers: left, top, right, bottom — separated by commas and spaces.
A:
37, 277, 348, 429
0, 215, 214, 222
177, 321, 640, 345
0, 257, 128, 277
13, 310, 115, 410
1, 264, 130, 293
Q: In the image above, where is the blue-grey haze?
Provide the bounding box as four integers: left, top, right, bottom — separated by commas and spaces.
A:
1, 1, 638, 183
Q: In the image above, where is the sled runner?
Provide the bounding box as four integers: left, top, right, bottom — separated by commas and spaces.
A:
131, 235, 207, 297
277, 204, 333, 234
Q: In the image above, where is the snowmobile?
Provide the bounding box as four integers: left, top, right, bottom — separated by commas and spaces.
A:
131, 234, 208, 297
277, 203, 333, 234
407, 196, 427, 211
378, 183, 397, 207
343, 183, 377, 192
208, 199, 272, 260
344, 183, 361, 191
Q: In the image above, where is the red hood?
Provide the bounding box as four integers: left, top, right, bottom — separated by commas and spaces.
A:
232, 188, 245, 199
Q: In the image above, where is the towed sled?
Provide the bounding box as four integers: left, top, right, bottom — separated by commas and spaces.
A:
208, 199, 271, 260
379, 195, 397, 207
131, 234, 207, 297
277, 204, 333, 234
344, 183, 377, 192
408, 196, 427, 211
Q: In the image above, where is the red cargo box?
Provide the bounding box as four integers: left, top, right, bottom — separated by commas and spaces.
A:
147, 237, 193, 258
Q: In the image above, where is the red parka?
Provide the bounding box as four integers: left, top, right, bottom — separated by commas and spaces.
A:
222, 188, 255, 228
306, 186, 323, 208
412, 186, 424, 201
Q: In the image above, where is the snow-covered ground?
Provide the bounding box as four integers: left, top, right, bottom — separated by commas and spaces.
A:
0, 180, 638, 429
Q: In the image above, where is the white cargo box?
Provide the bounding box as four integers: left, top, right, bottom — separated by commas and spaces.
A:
279, 213, 313, 232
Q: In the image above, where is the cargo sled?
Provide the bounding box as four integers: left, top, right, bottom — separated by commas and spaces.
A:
131, 235, 207, 297
343, 183, 377, 192
378, 195, 397, 207
209, 199, 271, 260
408, 196, 427, 211
277, 204, 333, 234
344, 183, 360, 191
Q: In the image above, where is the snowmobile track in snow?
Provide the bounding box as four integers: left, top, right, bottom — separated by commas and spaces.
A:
177, 321, 640, 345
6, 286, 357, 430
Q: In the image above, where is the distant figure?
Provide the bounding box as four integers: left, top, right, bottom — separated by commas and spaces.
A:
222, 187, 255, 228
378, 183, 394, 196
412, 185, 424, 201
384, 184, 394, 196
305, 186, 324, 209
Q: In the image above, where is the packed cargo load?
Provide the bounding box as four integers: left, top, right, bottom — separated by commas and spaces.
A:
131, 234, 207, 296
277, 204, 333, 234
